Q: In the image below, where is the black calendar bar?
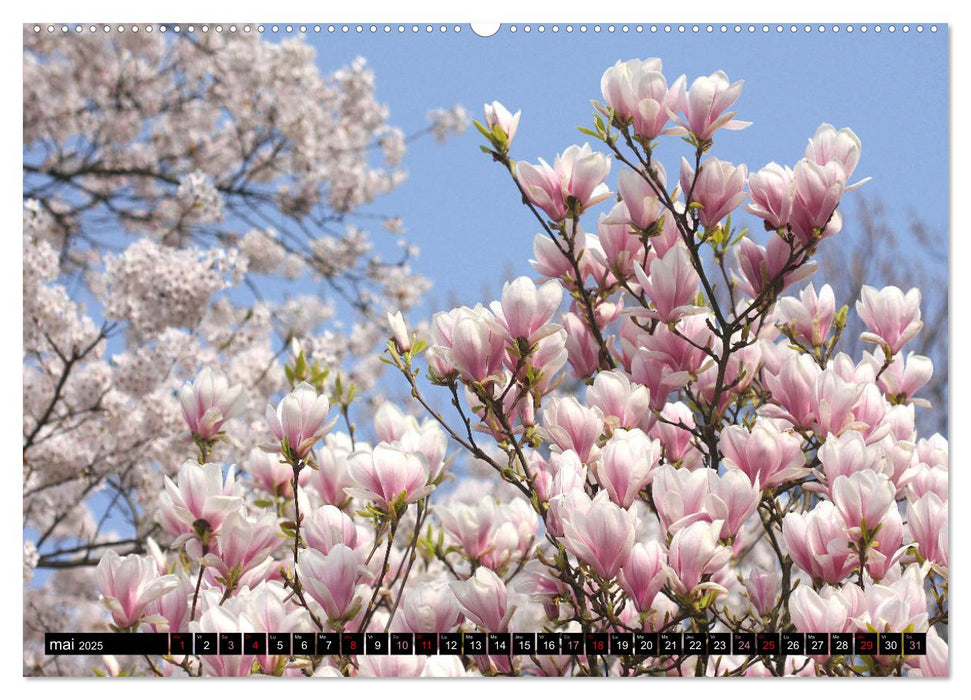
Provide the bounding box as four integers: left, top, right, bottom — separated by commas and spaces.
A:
45, 633, 168, 655
44, 631, 928, 656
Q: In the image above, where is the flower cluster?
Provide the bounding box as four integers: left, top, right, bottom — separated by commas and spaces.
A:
28, 50, 947, 679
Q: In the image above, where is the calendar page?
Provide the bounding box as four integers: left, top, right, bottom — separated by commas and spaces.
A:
22, 18, 948, 681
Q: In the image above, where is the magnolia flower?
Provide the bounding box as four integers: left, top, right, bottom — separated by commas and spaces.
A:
516, 144, 612, 221
600, 58, 685, 139
264, 382, 337, 462
387, 310, 411, 352
449, 567, 513, 632
396, 581, 464, 634
856, 285, 923, 355
907, 492, 948, 567
596, 428, 660, 508
667, 520, 731, 595
199, 510, 278, 587
789, 584, 850, 634
790, 158, 846, 244
720, 422, 807, 489
617, 541, 669, 612
561, 490, 636, 579
179, 367, 246, 441
297, 545, 367, 623
483, 101, 521, 146
782, 502, 855, 584
776, 283, 836, 349
631, 244, 703, 323
490, 276, 562, 345
96, 551, 180, 629
681, 157, 748, 229
746, 162, 795, 229
345, 443, 433, 513
733, 234, 816, 299
443, 308, 506, 383
831, 469, 896, 533
303, 504, 360, 555
669, 70, 751, 141
805, 123, 862, 181
585, 370, 653, 431
744, 567, 779, 617
542, 396, 605, 463
161, 460, 243, 536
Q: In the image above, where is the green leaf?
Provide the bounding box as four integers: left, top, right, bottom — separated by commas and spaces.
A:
472, 119, 493, 139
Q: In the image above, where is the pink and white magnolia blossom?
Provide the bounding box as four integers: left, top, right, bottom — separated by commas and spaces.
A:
790, 158, 846, 244
669, 70, 751, 142
297, 544, 368, 624
303, 504, 360, 555
490, 276, 562, 344
815, 431, 873, 491
680, 157, 748, 229
805, 123, 863, 181
395, 581, 464, 634
189, 604, 257, 677
733, 233, 816, 299
666, 519, 731, 595
856, 285, 924, 355
915, 629, 948, 677
831, 469, 896, 533
160, 460, 243, 536
761, 352, 821, 428
96, 551, 181, 630
449, 567, 514, 632
34, 52, 949, 679
396, 421, 450, 484
746, 162, 795, 230
617, 541, 670, 612
744, 567, 779, 618
345, 443, 433, 512
596, 428, 661, 508
438, 496, 499, 561
542, 396, 605, 464
614, 168, 666, 231
706, 468, 761, 540
264, 382, 337, 461
483, 101, 521, 145
442, 307, 506, 383
179, 367, 246, 442
907, 492, 948, 567
789, 584, 850, 634
720, 421, 807, 489
782, 502, 855, 584
387, 310, 412, 352
776, 283, 836, 348
561, 490, 637, 579
865, 507, 905, 581
244, 448, 295, 499
632, 244, 703, 323
306, 434, 356, 506
851, 564, 930, 633
585, 369, 653, 431
600, 57, 685, 139
873, 351, 934, 404
198, 510, 279, 586
515, 144, 612, 221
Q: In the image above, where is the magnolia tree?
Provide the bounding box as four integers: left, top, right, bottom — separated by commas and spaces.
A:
21, 27, 469, 674
26, 52, 947, 678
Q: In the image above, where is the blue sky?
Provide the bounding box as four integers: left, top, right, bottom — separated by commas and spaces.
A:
305, 26, 948, 311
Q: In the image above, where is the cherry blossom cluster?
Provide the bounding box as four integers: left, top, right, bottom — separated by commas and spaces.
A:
22, 28, 469, 675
